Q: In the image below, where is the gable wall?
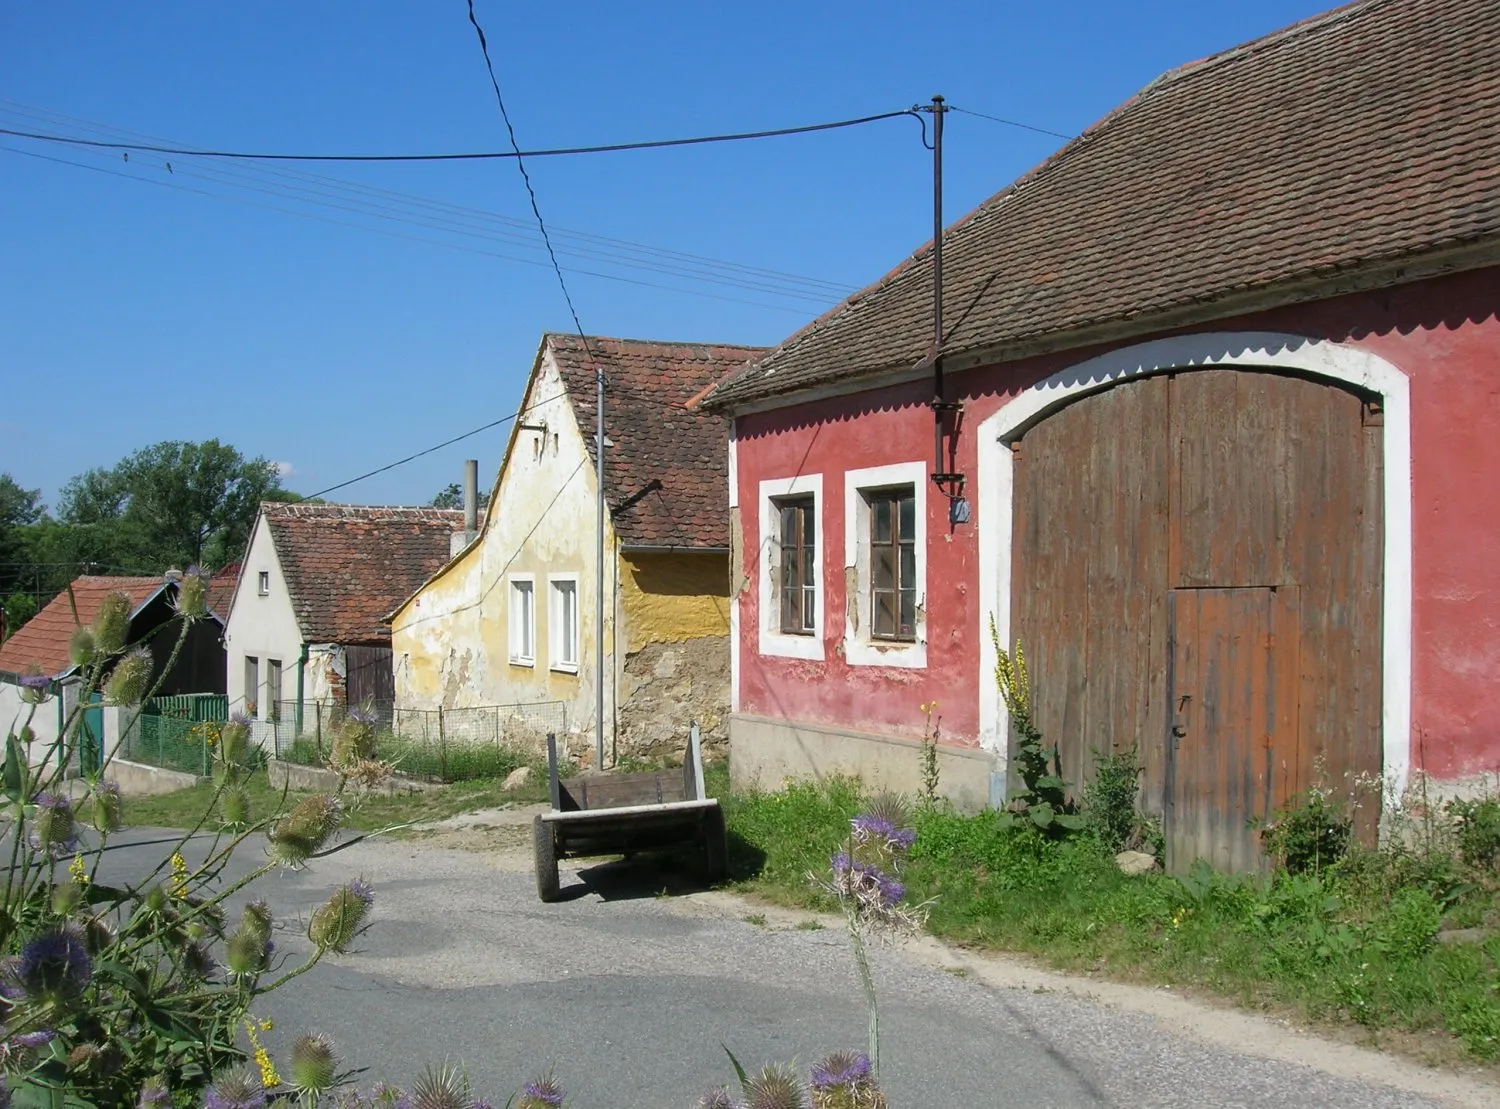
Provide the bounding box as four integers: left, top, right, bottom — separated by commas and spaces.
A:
224, 514, 308, 715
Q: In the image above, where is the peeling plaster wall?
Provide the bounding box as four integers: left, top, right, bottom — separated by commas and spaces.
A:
392, 350, 617, 757
617, 551, 731, 754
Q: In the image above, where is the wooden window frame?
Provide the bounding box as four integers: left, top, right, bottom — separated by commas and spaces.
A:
866, 486, 917, 642
775, 495, 817, 636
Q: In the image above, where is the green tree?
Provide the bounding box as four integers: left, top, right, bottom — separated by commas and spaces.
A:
58, 440, 284, 570
0, 473, 43, 593
431, 482, 490, 510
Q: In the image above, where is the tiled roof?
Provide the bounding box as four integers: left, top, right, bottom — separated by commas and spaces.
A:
262, 503, 469, 644
547, 334, 767, 549
207, 563, 239, 622
0, 576, 166, 680
706, 0, 1500, 408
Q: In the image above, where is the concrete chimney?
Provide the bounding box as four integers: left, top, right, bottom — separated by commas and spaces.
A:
463, 459, 479, 534
451, 459, 481, 557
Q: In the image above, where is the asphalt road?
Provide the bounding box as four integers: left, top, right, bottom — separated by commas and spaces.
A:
93, 828, 1475, 1109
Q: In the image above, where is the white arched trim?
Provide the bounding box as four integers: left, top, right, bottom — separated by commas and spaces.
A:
976, 331, 1413, 793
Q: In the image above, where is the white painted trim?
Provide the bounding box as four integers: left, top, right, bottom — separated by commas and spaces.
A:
507, 572, 536, 667
546, 572, 580, 674
727, 423, 739, 510
729, 426, 741, 711
757, 474, 824, 661
975, 331, 1413, 789
842, 461, 927, 668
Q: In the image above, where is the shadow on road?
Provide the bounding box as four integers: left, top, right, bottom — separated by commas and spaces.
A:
563, 831, 766, 902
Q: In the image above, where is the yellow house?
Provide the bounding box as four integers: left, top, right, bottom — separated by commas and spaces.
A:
389, 333, 766, 763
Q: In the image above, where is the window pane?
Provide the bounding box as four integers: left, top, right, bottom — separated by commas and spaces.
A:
899, 492, 915, 538
899, 542, 916, 591
799, 502, 814, 545
781, 504, 797, 547
782, 587, 799, 634
801, 585, 817, 632
899, 587, 916, 638
802, 544, 815, 583
872, 498, 892, 543
874, 546, 894, 590
873, 589, 895, 638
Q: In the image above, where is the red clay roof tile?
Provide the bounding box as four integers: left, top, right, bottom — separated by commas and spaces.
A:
546, 334, 767, 549
706, 0, 1500, 406
262, 503, 469, 644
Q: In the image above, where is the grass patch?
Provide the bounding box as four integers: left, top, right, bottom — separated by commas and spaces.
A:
722, 778, 1500, 1065
276, 734, 535, 784
122, 767, 549, 835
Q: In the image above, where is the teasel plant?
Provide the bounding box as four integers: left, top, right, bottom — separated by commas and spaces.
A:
805, 791, 931, 1087
0, 567, 382, 1106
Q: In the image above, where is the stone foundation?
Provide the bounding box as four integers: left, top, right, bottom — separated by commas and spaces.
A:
729, 712, 998, 812
619, 634, 729, 760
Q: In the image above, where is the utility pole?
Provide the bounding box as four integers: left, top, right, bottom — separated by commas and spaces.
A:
921, 95, 967, 518
595, 361, 606, 772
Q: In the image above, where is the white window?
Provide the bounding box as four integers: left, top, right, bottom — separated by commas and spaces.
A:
757, 474, 823, 660
844, 462, 927, 668
244, 655, 259, 716
509, 577, 535, 665
267, 659, 283, 720
549, 576, 579, 672
258, 570, 270, 596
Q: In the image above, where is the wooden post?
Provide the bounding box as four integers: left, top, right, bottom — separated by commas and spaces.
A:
690, 721, 706, 802
546, 732, 561, 811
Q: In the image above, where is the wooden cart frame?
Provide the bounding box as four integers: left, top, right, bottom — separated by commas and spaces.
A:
532, 723, 726, 902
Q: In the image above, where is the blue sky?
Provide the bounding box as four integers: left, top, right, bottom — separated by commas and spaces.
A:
1, 0, 1330, 509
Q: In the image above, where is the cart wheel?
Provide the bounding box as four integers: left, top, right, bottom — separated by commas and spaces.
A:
702, 805, 728, 884
533, 816, 560, 902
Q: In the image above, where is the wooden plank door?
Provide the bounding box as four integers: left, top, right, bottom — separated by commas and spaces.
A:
1166, 586, 1300, 873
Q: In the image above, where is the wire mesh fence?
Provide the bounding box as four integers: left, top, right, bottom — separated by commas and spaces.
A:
116, 694, 228, 776
267, 699, 568, 784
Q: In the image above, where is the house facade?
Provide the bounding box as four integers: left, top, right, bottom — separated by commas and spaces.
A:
391, 334, 764, 762
702, 0, 1500, 870
0, 572, 231, 771
224, 503, 467, 730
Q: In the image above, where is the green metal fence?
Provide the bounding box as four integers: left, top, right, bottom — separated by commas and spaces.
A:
117, 694, 228, 776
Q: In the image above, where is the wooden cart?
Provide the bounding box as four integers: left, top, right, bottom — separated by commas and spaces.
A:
532, 723, 726, 902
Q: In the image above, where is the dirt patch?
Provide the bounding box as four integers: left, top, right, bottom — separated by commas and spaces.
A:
399, 803, 549, 866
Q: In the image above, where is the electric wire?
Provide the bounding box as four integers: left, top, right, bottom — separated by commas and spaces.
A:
948, 104, 1076, 141
1, 145, 820, 315
0, 109, 920, 163
0, 101, 857, 301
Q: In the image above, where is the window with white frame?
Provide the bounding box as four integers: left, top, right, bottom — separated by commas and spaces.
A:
257, 571, 270, 596
509, 577, 535, 665
757, 474, 823, 660
843, 463, 926, 667
867, 488, 917, 641
776, 496, 817, 635
549, 577, 578, 672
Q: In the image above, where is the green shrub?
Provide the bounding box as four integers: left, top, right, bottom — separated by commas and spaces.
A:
1259, 785, 1352, 875
1447, 794, 1500, 871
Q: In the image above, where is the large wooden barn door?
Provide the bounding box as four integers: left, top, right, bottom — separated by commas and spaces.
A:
1010, 369, 1382, 872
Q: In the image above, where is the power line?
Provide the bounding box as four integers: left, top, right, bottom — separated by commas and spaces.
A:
1, 145, 820, 315
948, 104, 1076, 141
0, 108, 921, 164
301, 390, 565, 499
0, 100, 857, 300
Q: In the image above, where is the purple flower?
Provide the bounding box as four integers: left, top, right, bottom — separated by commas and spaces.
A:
810, 1050, 872, 1090
228, 710, 253, 728
520, 1076, 565, 1107
8, 1030, 56, 1051
348, 877, 374, 907
347, 705, 377, 726
137, 1076, 171, 1107
13, 925, 92, 1001
17, 673, 50, 691
697, 1087, 738, 1109
204, 1071, 267, 1109
852, 813, 916, 850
